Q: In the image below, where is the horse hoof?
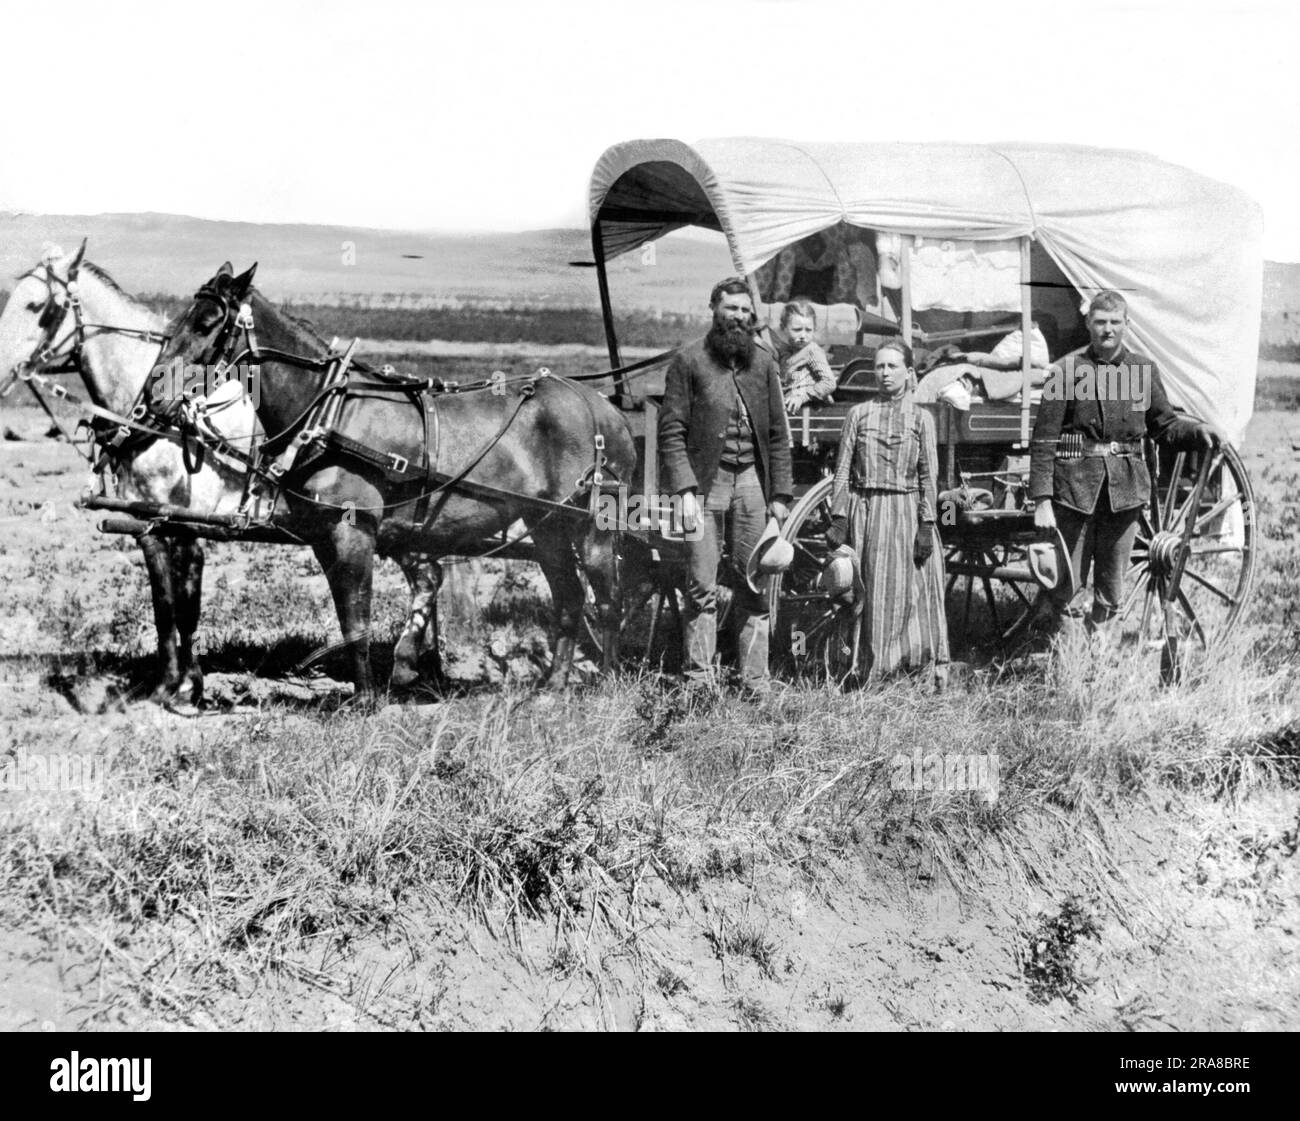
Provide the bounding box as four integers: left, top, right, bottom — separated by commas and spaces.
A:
390, 664, 420, 690
150, 683, 180, 706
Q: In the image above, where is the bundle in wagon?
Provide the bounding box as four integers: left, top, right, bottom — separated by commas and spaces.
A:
585, 138, 1262, 677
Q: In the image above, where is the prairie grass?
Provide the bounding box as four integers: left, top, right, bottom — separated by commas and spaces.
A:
1, 619, 1294, 1025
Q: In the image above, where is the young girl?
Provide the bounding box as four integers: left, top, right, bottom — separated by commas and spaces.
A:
826, 340, 950, 688
777, 301, 837, 414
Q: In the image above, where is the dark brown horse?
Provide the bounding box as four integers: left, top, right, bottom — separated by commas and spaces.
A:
151, 264, 635, 701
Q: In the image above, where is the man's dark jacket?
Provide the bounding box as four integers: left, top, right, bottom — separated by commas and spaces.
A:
1029, 344, 1203, 515
658, 337, 793, 502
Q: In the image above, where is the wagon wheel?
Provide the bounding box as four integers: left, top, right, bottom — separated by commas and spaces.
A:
1116, 434, 1256, 658
940, 534, 1043, 653
580, 534, 684, 673
768, 475, 858, 682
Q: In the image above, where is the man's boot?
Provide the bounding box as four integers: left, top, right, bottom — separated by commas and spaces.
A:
683, 608, 719, 689
734, 610, 772, 699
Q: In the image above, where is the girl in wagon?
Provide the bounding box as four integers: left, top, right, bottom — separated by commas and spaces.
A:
776, 300, 837, 414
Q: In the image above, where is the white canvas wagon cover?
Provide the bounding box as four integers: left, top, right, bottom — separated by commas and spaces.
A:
589, 138, 1263, 442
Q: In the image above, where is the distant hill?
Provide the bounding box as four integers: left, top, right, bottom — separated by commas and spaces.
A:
3, 210, 1297, 328
0, 211, 732, 313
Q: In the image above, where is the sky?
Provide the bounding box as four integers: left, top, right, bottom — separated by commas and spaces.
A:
2, 0, 1298, 258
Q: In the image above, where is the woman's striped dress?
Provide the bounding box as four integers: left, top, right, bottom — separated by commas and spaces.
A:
831, 393, 950, 678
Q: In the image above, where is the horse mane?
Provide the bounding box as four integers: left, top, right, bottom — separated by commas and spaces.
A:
282, 306, 331, 346
80, 260, 130, 297
14, 256, 151, 319
250, 290, 394, 377
248, 288, 336, 353
81, 260, 163, 326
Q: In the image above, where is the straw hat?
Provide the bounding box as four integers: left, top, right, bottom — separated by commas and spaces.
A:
1026, 528, 1074, 599
746, 518, 794, 593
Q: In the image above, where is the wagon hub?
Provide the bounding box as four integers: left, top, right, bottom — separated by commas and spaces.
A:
1146, 530, 1186, 578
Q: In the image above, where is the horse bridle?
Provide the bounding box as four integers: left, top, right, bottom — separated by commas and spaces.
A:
0, 259, 87, 400
183, 280, 261, 373
2, 253, 171, 453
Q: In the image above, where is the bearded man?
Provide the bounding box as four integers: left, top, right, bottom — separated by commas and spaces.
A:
658, 277, 793, 694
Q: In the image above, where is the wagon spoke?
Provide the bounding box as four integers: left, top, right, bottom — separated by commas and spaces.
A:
1181, 566, 1238, 606
1166, 482, 1201, 535
981, 575, 1001, 630
1119, 563, 1150, 619
1192, 491, 1242, 536
801, 609, 840, 640
945, 550, 962, 595
1006, 577, 1033, 609
1162, 451, 1187, 525
1135, 511, 1155, 550
1146, 470, 1163, 536
792, 539, 829, 563
1176, 589, 1208, 646
1000, 604, 1033, 642
1137, 584, 1158, 640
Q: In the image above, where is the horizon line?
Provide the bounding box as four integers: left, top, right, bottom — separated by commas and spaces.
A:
2, 209, 1297, 265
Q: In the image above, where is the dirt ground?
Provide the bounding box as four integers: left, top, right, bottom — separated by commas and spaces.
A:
0, 398, 1297, 1031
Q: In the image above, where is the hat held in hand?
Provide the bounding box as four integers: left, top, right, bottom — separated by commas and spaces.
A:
1026, 528, 1074, 599
746, 517, 794, 593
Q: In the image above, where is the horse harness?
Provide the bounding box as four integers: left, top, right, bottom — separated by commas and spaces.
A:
162, 283, 622, 531
9, 263, 631, 540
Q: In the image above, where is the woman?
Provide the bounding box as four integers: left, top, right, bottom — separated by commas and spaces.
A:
826, 341, 950, 688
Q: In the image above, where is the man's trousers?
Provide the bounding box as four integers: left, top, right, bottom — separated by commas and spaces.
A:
682, 463, 770, 683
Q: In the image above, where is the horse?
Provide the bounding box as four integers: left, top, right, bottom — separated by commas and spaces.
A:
0, 246, 442, 706
149, 262, 636, 702
0, 243, 230, 704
